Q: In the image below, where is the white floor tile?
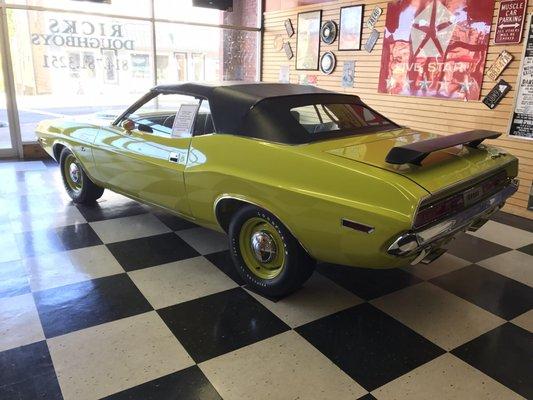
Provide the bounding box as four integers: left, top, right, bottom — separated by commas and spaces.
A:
478, 250, 533, 287
511, 310, 533, 333
372, 353, 523, 400
48, 311, 194, 400
0, 293, 45, 352
129, 256, 238, 309
90, 213, 171, 243
176, 227, 228, 255
468, 220, 533, 249
372, 282, 504, 351
200, 330, 366, 400
247, 273, 363, 328
25, 245, 124, 291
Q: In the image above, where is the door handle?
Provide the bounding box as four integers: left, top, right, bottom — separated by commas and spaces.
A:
169, 152, 180, 163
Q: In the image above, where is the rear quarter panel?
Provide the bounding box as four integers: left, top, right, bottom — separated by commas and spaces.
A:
186, 134, 429, 268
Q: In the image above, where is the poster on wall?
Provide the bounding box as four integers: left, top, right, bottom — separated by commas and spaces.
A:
296, 10, 322, 70
339, 5, 364, 51
495, 0, 527, 44
509, 14, 533, 141
378, 0, 495, 101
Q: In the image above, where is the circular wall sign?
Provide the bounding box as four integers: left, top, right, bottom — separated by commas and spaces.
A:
320, 52, 336, 74
320, 20, 338, 44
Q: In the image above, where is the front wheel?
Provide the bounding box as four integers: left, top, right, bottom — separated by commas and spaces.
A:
60, 148, 104, 204
228, 205, 315, 298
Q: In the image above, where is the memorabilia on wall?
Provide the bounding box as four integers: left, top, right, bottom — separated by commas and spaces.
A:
279, 65, 290, 83
378, 0, 494, 100
365, 29, 380, 53
273, 35, 284, 51
487, 50, 514, 80
367, 6, 383, 30
341, 61, 355, 88
495, 0, 527, 44
296, 10, 322, 70
284, 18, 294, 37
298, 74, 318, 85
320, 20, 338, 44
283, 42, 293, 60
338, 5, 363, 51
483, 80, 511, 109
320, 52, 336, 74
509, 14, 533, 140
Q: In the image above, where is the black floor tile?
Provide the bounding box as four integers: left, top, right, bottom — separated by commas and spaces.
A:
54, 223, 102, 250
102, 366, 222, 400
0, 260, 30, 299
490, 211, 533, 233
0, 341, 62, 400
33, 274, 152, 338
296, 303, 445, 391
452, 323, 532, 399
445, 233, 510, 263
158, 287, 289, 363
14, 223, 102, 257
317, 264, 422, 300
357, 395, 377, 400
106, 233, 199, 271
204, 250, 246, 286
517, 243, 533, 256
431, 264, 533, 320
76, 198, 149, 222
153, 211, 199, 231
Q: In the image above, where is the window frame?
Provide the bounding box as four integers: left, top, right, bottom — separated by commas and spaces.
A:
0, 0, 262, 157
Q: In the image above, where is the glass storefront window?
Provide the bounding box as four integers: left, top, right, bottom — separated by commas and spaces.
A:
6, 0, 152, 19
0, 49, 12, 150
155, 22, 259, 84
154, 0, 260, 28
7, 9, 154, 143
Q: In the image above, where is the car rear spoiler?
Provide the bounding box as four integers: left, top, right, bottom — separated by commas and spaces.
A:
385, 130, 501, 165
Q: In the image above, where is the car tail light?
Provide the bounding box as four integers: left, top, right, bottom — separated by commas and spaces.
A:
413, 171, 508, 230
414, 194, 464, 229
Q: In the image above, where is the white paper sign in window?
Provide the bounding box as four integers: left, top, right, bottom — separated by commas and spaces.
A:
171, 104, 200, 138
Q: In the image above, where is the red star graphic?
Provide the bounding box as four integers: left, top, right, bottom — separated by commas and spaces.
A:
412, 0, 453, 58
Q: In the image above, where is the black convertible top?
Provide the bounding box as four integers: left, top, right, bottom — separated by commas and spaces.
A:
148, 82, 380, 144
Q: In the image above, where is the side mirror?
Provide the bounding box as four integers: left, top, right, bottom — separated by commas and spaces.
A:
121, 119, 135, 132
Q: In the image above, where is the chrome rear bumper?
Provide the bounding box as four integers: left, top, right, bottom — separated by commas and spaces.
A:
387, 179, 519, 258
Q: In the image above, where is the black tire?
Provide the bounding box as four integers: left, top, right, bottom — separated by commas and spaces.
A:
228, 205, 316, 298
59, 147, 104, 204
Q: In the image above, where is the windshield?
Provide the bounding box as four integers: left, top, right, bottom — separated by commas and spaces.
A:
290, 103, 397, 135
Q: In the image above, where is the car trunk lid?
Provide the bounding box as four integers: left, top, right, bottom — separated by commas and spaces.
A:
323, 128, 516, 194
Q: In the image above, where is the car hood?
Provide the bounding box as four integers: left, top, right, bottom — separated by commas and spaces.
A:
322, 128, 516, 194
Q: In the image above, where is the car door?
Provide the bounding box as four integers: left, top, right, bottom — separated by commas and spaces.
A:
93, 92, 202, 215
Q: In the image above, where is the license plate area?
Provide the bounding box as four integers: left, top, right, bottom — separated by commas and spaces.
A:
463, 186, 483, 207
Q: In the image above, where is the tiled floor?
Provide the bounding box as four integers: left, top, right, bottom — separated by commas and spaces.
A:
1, 159, 532, 400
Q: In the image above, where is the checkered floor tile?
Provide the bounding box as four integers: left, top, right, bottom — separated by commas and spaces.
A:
1, 160, 532, 400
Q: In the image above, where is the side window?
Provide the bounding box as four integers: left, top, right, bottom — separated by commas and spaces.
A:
193, 100, 215, 136
124, 93, 201, 137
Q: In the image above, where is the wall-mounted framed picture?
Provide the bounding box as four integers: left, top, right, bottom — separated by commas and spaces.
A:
296, 10, 322, 70
338, 5, 364, 51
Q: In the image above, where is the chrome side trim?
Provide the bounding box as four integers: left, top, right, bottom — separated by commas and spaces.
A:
389, 180, 519, 257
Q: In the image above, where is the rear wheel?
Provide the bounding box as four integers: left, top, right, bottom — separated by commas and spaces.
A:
60, 148, 104, 204
228, 205, 315, 297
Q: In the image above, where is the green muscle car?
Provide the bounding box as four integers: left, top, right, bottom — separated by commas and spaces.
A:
36, 82, 519, 297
